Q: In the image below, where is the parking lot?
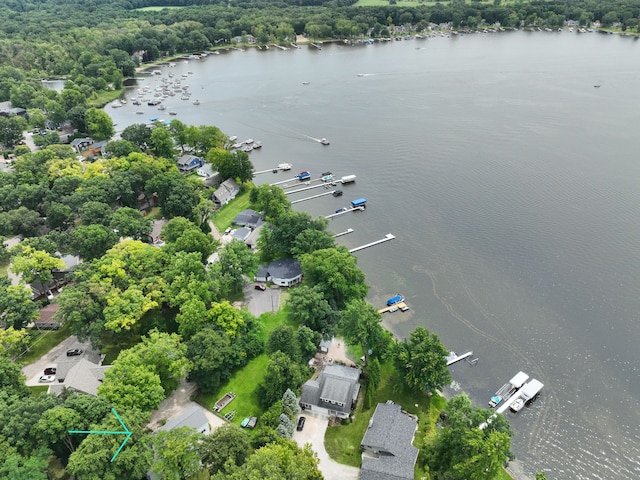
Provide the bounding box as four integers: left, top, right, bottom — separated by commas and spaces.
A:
293, 413, 360, 480
22, 336, 90, 386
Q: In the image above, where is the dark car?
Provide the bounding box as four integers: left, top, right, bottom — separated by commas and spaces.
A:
44, 367, 56, 375
254, 284, 267, 291
66, 348, 83, 356
296, 416, 306, 431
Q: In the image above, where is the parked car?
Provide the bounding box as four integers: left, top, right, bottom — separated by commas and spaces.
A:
66, 348, 83, 356
39, 375, 55, 383
44, 367, 56, 375
254, 284, 267, 291
296, 416, 306, 431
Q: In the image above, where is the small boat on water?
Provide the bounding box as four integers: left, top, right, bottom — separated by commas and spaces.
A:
229, 135, 238, 141
193, 99, 200, 105
302, 81, 310, 85
278, 163, 292, 171
489, 371, 529, 408
320, 138, 330, 145
136, 111, 144, 114
169, 111, 177, 115
252, 141, 262, 149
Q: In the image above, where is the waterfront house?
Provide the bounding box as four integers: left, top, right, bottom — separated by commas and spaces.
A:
254, 258, 302, 287
359, 402, 419, 480
299, 364, 361, 418
212, 178, 240, 206
233, 209, 263, 228
70, 137, 94, 153
176, 154, 204, 173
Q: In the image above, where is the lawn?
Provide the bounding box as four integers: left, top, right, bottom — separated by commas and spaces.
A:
196, 306, 295, 427
28, 385, 50, 396
211, 185, 253, 233
16, 323, 72, 365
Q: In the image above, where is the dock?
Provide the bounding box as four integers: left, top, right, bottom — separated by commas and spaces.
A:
349, 233, 395, 253
333, 228, 354, 238
378, 301, 408, 313
290, 190, 337, 204
445, 351, 474, 366
270, 177, 298, 186
285, 182, 329, 195
325, 206, 364, 219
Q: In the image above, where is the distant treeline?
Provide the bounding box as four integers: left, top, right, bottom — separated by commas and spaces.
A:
0, 0, 639, 102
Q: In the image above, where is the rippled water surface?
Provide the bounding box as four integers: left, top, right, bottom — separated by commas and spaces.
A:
109, 31, 640, 479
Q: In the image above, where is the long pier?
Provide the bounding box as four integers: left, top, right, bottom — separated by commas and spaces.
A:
270, 177, 298, 186
325, 206, 365, 219
446, 351, 474, 366
349, 233, 395, 253
290, 190, 336, 204
285, 182, 329, 195
333, 228, 354, 238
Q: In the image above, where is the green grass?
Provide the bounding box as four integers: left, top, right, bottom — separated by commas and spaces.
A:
196, 306, 295, 427
16, 323, 72, 366
88, 89, 123, 108
0, 258, 9, 276
28, 385, 50, 396
211, 185, 253, 233
325, 361, 434, 467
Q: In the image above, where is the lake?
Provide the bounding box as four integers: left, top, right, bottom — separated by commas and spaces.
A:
107, 31, 640, 480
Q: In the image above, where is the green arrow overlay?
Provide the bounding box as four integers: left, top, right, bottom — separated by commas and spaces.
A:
69, 407, 132, 462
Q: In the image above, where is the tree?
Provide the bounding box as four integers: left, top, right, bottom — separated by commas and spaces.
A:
296, 325, 321, 361
146, 172, 199, 219
109, 207, 152, 240
0, 115, 27, 148
199, 423, 250, 475
259, 351, 305, 407
0, 354, 29, 397
80, 201, 113, 226
394, 327, 451, 393
11, 246, 65, 286
70, 224, 119, 260
186, 327, 233, 394
220, 440, 322, 480
536, 473, 548, 480
340, 299, 392, 360
0, 327, 29, 358
121, 123, 152, 150
103, 286, 159, 333
0, 282, 39, 330
149, 126, 175, 158
267, 325, 299, 360
209, 148, 253, 183
85, 108, 115, 140
151, 427, 204, 480
282, 388, 301, 419
98, 363, 165, 412
104, 139, 140, 158
4, 207, 42, 237
32, 406, 82, 455
268, 211, 329, 259
250, 184, 290, 222
45, 202, 74, 230
0, 447, 49, 480
291, 228, 336, 257
208, 300, 245, 339
218, 239, 257, 293
287, 285, 336, 337
300, 247, 368, 308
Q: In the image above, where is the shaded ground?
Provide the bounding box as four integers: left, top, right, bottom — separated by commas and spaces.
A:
293, 412, 360, 480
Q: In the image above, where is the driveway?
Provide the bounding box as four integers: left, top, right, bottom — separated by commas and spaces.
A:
22, 336, 90, 386
244, 283, 280, 317
293, 412, 360, 480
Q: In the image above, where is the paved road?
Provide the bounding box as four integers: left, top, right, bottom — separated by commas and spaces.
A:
293, 412, 360, 480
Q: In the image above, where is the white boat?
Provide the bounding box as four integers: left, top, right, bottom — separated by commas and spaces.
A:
252, 141, 262, 149
302, 81, 310, 85
244, 138, 254, 144
320, 138, 330, 145
158, 104, 166, 110
510, 379, 544, 412
111, 101, 122, 108
489, 371, 529, 408
193, 99, 200, 105
229, 135, 238, 141
278, 163, 292, 171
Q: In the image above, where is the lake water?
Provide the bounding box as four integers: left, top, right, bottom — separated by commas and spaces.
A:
108, 31, 640, 480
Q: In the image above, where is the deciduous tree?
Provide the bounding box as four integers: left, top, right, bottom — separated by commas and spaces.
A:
199, 423, 250, 475
85, 108, 115, 140
340, 299, 392, 360
11, 246, 65, 285
287, 285, 335, 337
151, 427, 204, 480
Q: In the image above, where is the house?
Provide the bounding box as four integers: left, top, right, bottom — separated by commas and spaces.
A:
254, 258, 302, 287
233, 209, 263, 228
157, 404, 211, 436
359, 402, 419, 480
49, 351, 111, 397
299, 364, 361, 418
145, 219, 169, 245
0, 107, 27, 118
177, 154, 205, 173
34, 303, 61, 330
70, 137, 94, 153
28, 253, 80, 300
231, 34, 256, 44
212, 178, 240, 206
83, 140, 108, 158
196, 162, 215, 178
231, 227, 252, 242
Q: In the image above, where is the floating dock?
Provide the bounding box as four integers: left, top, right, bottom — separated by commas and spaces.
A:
378, 301, 409, 314
285, 182, 330, 195
349, 233, 395, 253
325, 206, 365, 219
445, 351, 474, 366
489, 371, 529, 408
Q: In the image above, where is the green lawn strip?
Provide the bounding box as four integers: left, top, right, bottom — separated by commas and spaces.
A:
88, 89, 123, 108
16, 323, 72, 366
0, 258, 9, 276
28, 385, 50, 396
211, 185, 253, 233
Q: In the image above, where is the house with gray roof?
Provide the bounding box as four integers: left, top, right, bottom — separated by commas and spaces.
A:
49, 353, 111, 397
157, 404, 211, 435
177, 154, 205, 173
213, 178, 240, 206
231, 227, 252, 242
299, 364, 361, 418
70, 137, 94, 153
254, 258, 302, 287
359, 402, 419, 480
233, 209, 263, 228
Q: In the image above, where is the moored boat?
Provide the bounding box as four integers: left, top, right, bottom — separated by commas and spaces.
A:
489, 371, 529, 408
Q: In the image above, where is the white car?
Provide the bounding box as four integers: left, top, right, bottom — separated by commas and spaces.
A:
39, 374, 56, 383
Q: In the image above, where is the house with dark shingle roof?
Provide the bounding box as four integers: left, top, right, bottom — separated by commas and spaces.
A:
177, 154, 205, 173
233, 209, 263, 228
212, 178, 240, 206
70, 137, 94, 153
299, 364, 361, 418
359, 402, 419, 480
254, 258, 302, 287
